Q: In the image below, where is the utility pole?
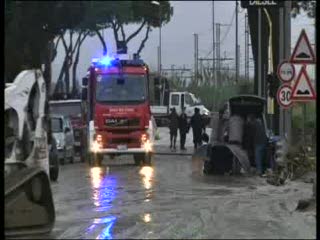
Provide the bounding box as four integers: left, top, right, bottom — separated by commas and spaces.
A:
212, 1, 215, 85
194, 33, 199, 83
199, 58, 203, 80
159, 4, 162, 76
216, 23, 220, 84
258, 8, 262, 97
238, 44, 240, 80
171, 64, 175, 79
152, 1, 162, 75
245, 13, 249, 80
157, 46, 160, 75
235, 1, 239, 83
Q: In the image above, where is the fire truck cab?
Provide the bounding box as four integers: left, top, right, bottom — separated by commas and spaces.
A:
82, 55, 155, 166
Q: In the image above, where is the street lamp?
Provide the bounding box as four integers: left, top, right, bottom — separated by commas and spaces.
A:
151, 1, 161, 76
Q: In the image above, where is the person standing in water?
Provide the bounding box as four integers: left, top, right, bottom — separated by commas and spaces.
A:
169, 108, 179, 150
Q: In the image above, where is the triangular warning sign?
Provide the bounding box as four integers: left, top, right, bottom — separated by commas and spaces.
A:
290, 29, 316, 64
291, 66, 316, 101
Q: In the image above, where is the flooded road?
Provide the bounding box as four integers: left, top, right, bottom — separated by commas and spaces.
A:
42, 153, 316, 239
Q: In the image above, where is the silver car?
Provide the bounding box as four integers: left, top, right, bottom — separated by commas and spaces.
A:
50, 115, 75, 164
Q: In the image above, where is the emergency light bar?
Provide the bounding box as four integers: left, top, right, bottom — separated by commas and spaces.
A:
92, 56, 146, 68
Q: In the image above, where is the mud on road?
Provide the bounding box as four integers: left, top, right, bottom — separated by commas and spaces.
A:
40, 154, 316, 239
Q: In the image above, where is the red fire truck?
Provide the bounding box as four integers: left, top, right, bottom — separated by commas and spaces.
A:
82, 56, 155, 166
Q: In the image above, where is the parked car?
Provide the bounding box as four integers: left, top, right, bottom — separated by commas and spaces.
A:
202, 95, 281, 175
50, 115, 75, 164
49, 100, 87, 162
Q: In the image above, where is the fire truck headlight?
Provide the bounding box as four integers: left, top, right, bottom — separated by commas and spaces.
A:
141, 133, 148, 143
143, 140, 153, 153
96, 134, 102, 142
91, 141, 102, 153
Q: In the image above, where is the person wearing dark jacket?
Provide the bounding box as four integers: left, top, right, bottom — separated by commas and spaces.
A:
247, 114, 268, 176
178, 107, 188, 150
190, 107, 205, 149
169, 108, 179, 149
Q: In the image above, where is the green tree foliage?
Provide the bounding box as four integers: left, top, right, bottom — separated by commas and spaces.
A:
54, 1, 173, 97
5, 1, 85, 83
106, 1, 173, 55
291, 0, 316, 18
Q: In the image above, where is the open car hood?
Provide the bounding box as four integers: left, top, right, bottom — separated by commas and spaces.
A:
229, 95, 266, 116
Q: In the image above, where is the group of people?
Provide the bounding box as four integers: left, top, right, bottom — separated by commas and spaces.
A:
206, 100, 269, 177
168, 107, 206, 150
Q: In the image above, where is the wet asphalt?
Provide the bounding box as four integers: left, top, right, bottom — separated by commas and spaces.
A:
38, 151, 316, 240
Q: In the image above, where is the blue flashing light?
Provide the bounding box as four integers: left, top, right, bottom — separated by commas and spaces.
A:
92, 56, 116, 68
99, 56, 113, 66
92, 58, 99, 63
92, 56, 146, 69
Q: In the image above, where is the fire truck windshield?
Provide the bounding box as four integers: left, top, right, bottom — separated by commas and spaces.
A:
96, 74, 147, 104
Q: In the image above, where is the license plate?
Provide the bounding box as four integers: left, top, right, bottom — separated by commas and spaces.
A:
117, 145, 127, 151
74, 142, 81, 146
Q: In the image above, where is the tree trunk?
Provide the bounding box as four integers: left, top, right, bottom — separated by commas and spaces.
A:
126, 20, 147, 44
64, 31, 74, 97
95, 29, 107, 55
43, 40, 53, 143
55, 33, 69, 97
72, 32, 88, 96
54, 57, 68, 97
137, 25, 151, 56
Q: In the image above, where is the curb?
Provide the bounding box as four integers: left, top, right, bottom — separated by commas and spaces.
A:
154, 152, 193, 156
154, 145, 194, 156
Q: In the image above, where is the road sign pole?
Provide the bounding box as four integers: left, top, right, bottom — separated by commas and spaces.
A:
258, 8, 262, 97
302, 103, 307, 144
279, 6, 284, 138
284, 0, 292, 144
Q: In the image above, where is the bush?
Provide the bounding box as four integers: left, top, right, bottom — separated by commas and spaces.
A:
237, 81, 254, 95
285, 144, 316, 180
187, 84, 238, 111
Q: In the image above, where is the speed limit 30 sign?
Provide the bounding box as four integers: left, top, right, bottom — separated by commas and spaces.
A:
277, 85, 293, 108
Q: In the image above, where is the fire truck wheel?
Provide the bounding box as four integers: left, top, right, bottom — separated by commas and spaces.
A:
60, 149, 66, 165
50, 161, 59, 182
143, 153, 152, 166
96, 154, 103, 166
89, 153, 94, 166
49, 141, 59, 182
89, 153, 102, 166
80, 148, 86, 162
69, 148, 74, 164
133, 154, 142, 166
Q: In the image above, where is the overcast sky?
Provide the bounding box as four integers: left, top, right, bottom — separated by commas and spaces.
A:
52, 1, 315, 83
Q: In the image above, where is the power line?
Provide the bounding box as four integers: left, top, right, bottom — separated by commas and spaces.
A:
204, 9, 235, 58
220, 9, 236, 44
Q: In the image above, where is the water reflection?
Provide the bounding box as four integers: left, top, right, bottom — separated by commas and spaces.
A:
143, 213, 152, 223
95, 216, 117, 239
139, 166, 154, 190
139, 166, 155, 202
86, 167, 117, 239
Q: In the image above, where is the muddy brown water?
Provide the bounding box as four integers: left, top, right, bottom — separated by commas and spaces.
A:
19, 154, 316, 239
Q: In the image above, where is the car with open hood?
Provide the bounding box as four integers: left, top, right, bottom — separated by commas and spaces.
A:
201, 95, 279, 175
